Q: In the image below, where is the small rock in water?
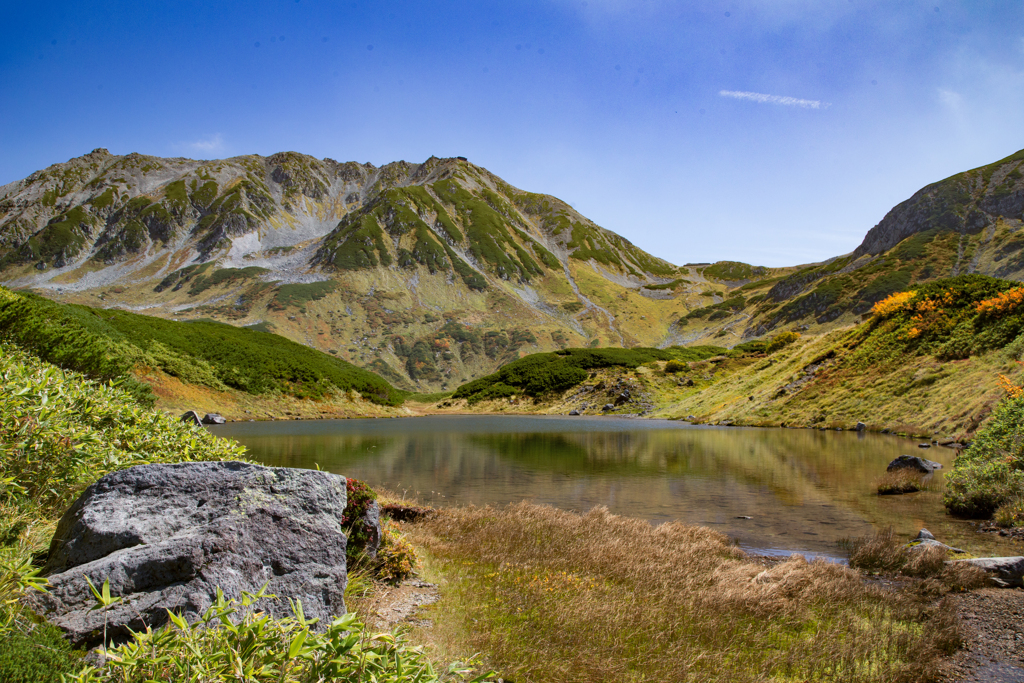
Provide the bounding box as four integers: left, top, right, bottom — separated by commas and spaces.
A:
917, 443, 931, 448
202, 413, 226, 425
736, 515, 752, 520
915, 529, 936, 541
568, 409, 580, 416
855, 421, 867, 432
887, 454, 942, 473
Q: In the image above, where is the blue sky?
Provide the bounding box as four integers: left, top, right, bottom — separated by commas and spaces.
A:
2, 1, 1022, 267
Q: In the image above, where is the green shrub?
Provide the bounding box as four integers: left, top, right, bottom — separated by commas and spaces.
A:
0, 342, 247, 517
700, 261, 766, 281
343, 479, 379, 562
452, 346, 725, 403
273, 281, 339, 309
731, 339, 767, 354
944, 393, 1024, 517
373, 519, 417, 584
993, 496, 1024, 527
664, 360, 686, 373
765, 331, 800, 353
849, 275, 1024, 368
0, 288, 155, 406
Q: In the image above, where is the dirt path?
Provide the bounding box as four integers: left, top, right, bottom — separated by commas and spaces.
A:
943, 588, 1024, 682
356, 578, 440, 630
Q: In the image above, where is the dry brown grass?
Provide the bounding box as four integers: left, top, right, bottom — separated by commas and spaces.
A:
408, 503, 957, 683
848, 528, 989, 598
877, 469, 928, 495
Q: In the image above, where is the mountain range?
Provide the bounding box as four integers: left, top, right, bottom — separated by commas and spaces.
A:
1, 147, 1022, 391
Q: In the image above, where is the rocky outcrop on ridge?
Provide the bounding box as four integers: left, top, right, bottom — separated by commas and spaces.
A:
855, 149, 1024, 257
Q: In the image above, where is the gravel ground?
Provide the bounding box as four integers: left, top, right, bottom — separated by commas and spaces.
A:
942, 588, 1024, 682
356, 578, 440, 630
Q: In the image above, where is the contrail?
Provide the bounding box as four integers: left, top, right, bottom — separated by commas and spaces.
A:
719, 90, 830, 109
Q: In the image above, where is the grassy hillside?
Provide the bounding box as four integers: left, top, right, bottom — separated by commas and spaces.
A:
0, 286, 403, 408
659, 274, 1024, 435
443, 275, 1024, 440
452, 345, 727, 404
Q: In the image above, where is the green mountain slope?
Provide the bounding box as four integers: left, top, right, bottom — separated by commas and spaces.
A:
0, 150, 720, 390
0, 286, 403, 406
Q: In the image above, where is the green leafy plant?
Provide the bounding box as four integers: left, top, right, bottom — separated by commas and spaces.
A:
664, 360, 686, 373
63, 584, 496, 683
373, 519, 417, 584
343, 478, 379, 562
85, 577, 121, 659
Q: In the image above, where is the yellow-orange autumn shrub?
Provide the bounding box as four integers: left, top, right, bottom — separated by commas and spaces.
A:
998, 373, 1024, 398
976, 286, 1024, 316
871, 291, 916, 317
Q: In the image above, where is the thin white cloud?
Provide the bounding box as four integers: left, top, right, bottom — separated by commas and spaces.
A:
719, 90, 830, 109
186, 133, 225, 154
938, 88, 963, 109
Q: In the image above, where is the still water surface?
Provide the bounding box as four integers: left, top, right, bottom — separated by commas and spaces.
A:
210, 415, 998, 558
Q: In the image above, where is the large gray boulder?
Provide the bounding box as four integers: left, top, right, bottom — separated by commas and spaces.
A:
949, 556, 1024, 588
26, 461, 351, 647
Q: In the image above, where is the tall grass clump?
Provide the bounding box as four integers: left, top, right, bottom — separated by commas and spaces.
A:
846, 529, 987, 595
877, 469, 927, 495
411, 503, 958, 683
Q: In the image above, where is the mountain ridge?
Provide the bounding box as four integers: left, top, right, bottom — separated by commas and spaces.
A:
0, 148, 698, 391
2, 146, 1023, 391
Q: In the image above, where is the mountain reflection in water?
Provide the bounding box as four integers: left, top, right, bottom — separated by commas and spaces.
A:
210, 415, 993, 557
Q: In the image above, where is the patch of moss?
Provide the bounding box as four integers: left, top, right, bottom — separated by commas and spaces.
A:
272, 281, 339, 309
317, 213, 393, 270
163, 180, 189, 207
88, 187, 117, 210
